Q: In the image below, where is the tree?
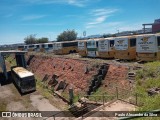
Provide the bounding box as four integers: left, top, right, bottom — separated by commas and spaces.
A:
37, 37, 48, 43
57, 29, 77, 42
24, 34, 37, 44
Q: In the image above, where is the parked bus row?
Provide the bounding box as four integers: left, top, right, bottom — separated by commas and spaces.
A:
18, 33, 160, 61
78, 33, 160, 61
18, 41, 78, 55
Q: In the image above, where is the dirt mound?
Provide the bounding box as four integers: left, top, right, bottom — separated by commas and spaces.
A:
102, 64, 130, 93
28, 55, 130, 98
28, 56, 98, 94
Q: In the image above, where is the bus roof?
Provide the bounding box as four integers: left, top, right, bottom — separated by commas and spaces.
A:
56, 41, 78, 43
12, 67, 34, 78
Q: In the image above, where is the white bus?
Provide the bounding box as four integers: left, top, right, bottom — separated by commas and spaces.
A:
78, 40, 87, 57
114, 36, 136, 60
86, 39, 98, 57
34, 44, 41, 52
11, 67, 36, 93
41, 43, 54, 52
54, 41, 78, 55
18, 45, 28, 51
136, 34, 160, 61
28, 44, 36, 51
97, 38, 115, 58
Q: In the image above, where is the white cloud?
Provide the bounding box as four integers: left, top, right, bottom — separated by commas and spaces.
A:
67, 0, 86, 7
23, 0, 98, 7
86, 21, 122, 29
86, 8, 119, 28
88, 16, 107, 25
20, 23, 63, 26
90, 8, 118, 16
21, 15, 47, 21
86, 25, 96, 29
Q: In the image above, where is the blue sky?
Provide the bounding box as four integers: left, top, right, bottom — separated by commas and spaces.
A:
0, 0, 159, 45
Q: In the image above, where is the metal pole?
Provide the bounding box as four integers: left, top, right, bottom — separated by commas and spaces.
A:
116, 87, 118, 99
143, 25, 145, 33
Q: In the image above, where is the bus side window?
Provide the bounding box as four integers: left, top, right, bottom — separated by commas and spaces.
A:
86, 42, 87, 47
63, 42, 78, 47
110, 40, 114, 47
158, 36, 160, 46
42, 44, 45, 48
130, 38, 136, 47
36, 45, 39, 48
29, 45, 34, 48
48, 44, 53, 48
87, 42, 91, 46
96, 41, 98, 47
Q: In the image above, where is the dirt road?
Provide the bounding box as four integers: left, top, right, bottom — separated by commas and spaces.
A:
0, 82, 68, 120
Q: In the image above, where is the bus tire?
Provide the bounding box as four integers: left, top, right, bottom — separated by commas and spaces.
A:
73, 50, 76, 53
69, 50, 73, 54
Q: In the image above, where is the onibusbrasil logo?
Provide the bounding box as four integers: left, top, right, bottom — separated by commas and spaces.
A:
117, 40, 124, 44
141, 37, 149, 43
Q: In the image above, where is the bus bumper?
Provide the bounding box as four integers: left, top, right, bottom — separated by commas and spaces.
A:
98, 51, 114, 58
78, 50, 87, 57
136, 53, 157, 61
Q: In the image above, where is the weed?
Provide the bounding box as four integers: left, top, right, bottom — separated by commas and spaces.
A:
135, 61, 160, 111
0, 100, 7, 111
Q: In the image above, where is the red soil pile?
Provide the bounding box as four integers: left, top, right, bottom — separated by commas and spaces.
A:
28, 56, 98, 93
103, 64, 130, 93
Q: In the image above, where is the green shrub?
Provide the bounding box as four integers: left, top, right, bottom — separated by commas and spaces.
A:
135, 61, 160, 111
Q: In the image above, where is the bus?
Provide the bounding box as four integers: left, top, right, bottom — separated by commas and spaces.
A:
97, 38, 115, 58
52, 42, 57, 52
18, 45, 25, 51
11, 67, 36, 93
54, 41, 78, 55
18, 45, 28, 51
114, 35, 136, 60
40, 43, 54, 53
78, 40, 87, 57
136, 34, 160, 61
28, 44, 36, 51
34, 44, 41, 52
86, 39, 98, 57
24, 45, 28, 51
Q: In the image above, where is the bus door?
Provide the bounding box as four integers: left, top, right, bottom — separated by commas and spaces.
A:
87, 40, 97, 57
24, 45, 28, 51
48, 44, 53, 52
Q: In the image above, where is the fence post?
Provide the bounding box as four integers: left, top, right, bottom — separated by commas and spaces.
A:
116, 87, 118, 99
78, 94, 79, 101
136, 93, 138, 105
53, 115, 55, 120
94, 96, 97, 104
103, 94, 104, 106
